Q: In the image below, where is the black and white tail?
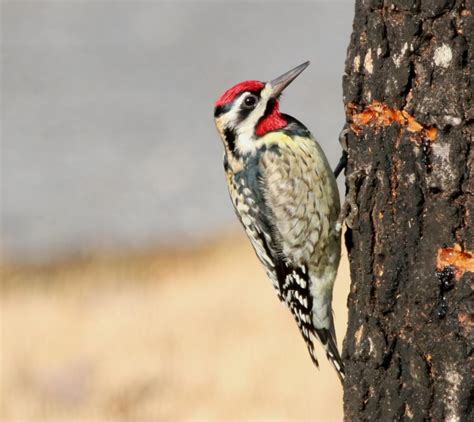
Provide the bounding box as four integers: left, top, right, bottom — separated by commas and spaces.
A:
280, 267, 345, 383
315, 325, 345, 383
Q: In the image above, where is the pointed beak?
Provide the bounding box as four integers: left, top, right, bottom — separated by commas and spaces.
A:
269, 61, 310, 99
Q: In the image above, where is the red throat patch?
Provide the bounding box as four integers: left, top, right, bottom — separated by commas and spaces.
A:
215, 80, 264, 107
255, 101, 288, 136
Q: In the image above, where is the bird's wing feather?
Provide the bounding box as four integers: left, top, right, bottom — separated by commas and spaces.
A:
225, 153, 321, 366
225, 157, 281, 292
259, 137, 338, 268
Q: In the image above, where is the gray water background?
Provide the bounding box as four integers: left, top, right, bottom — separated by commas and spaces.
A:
2, 1, 354, 263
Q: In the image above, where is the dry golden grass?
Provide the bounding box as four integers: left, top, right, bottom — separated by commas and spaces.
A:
1, 231, 350, 422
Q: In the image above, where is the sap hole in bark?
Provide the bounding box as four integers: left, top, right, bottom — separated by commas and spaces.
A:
436, 265, 456, 291
429, 186, 442, 194
437, 302, 448, 318
435, 265, 456, 318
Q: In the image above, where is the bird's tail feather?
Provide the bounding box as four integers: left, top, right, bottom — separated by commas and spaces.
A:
315, 323, 345, 384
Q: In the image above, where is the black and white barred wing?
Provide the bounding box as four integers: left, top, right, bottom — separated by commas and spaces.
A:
225, 162, 322, 368
225, 167, 281, 293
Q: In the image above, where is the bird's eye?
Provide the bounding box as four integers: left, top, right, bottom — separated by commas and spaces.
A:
243, 94, 258, 109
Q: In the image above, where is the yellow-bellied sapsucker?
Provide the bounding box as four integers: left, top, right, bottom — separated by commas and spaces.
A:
213, 62, 344, 381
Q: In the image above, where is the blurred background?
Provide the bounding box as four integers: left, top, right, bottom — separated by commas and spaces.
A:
1, 1, 354, 421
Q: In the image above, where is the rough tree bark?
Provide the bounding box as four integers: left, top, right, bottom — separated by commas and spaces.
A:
341, 1, 473, 421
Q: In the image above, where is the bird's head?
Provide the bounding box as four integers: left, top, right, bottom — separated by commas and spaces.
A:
214, 61, 310, 156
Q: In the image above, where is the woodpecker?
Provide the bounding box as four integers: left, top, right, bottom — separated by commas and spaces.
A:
213, 61, 344, 382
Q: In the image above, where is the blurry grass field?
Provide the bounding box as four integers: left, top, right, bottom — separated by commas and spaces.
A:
1, 231, 350, 422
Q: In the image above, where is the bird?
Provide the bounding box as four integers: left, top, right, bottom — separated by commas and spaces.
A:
213, 61, 344, 382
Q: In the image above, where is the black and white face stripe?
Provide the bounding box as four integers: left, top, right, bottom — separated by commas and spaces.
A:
214, 103, 232, 118
223, 127, 236, 153
214, 89, 262, 119
237, 92, 260, 122
214, 83, 274, 155
216, 90, 261, 154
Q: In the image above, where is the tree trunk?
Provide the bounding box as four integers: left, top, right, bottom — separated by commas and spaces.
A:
341, 1, 473, 421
